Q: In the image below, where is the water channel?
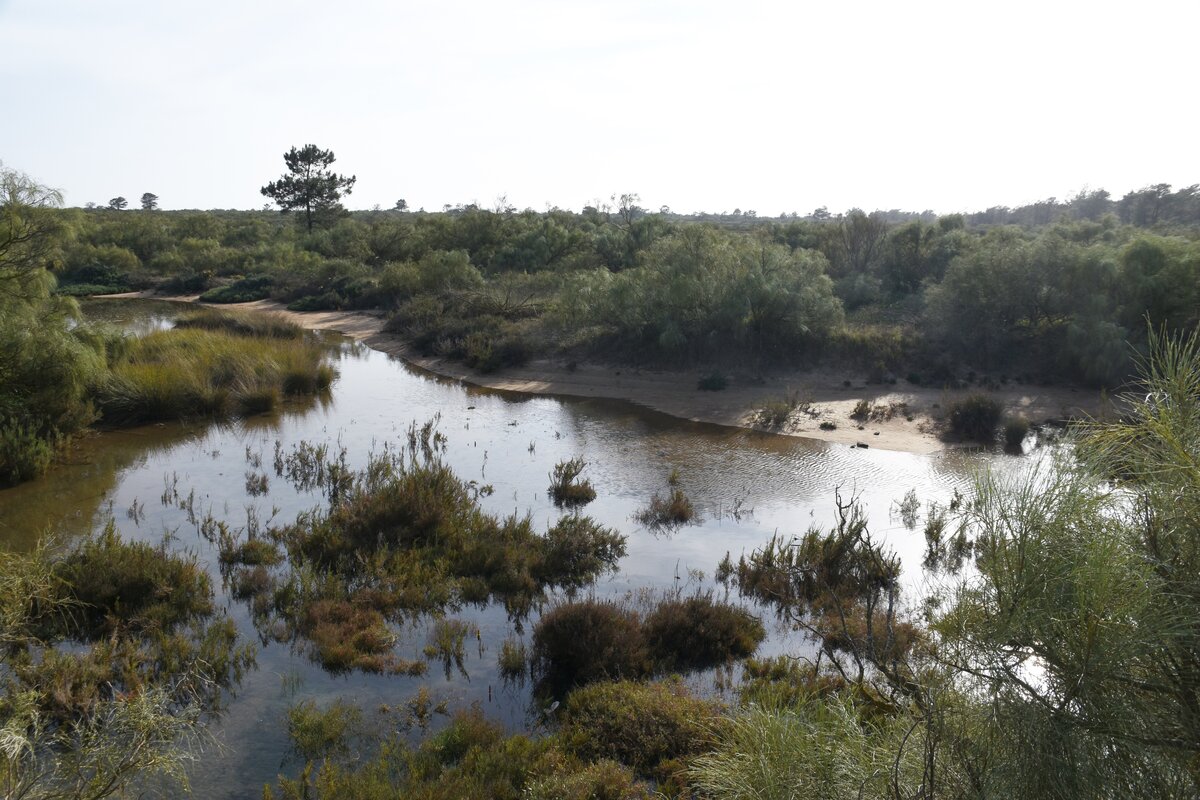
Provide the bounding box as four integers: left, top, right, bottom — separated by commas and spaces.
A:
0, 298, 1040, 796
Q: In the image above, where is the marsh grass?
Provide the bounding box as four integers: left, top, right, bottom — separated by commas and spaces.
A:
498, 637, 527, 683
173, 308, 303, 339
218, 431, 625, 674
548, 457, 597, 508
287, 699, 363, 764
265, 707, 650, 800
95, 326, 335, 425
424, 618, 478, 679
635, 488, 697, 530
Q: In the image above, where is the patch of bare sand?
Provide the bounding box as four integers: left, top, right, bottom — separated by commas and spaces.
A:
102, 292, 1106, 454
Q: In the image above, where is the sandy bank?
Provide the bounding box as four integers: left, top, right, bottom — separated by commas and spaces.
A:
98, 292, 1105, 455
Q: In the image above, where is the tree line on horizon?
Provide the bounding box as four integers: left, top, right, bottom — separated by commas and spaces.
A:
45, 147, 1200, 388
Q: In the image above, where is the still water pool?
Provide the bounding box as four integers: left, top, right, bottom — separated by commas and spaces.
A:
0, 298, 1037, 796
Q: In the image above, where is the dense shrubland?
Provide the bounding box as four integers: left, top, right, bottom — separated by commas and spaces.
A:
31, 183, 1200, 390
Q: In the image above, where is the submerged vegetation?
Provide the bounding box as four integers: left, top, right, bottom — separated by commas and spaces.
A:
216, 424, 626, 674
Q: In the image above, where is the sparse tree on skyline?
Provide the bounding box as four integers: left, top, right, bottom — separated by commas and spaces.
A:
260, 144, 356, 232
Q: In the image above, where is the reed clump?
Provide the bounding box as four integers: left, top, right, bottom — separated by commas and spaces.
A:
548, 457, 597, 508
95, 325, 335, 425
635, 488, 697, 530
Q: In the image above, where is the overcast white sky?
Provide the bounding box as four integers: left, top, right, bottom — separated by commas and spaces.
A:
1, 0, 1196, 215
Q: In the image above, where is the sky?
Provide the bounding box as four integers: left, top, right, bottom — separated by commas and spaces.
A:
1, 0, 1196, 215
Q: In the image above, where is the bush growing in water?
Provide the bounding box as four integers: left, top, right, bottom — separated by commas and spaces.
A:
945, 393, 1003, 442
548, 457, 597, 508
531, 593, 763, 693
642, 596, 765, 671
634, 488, 697, 529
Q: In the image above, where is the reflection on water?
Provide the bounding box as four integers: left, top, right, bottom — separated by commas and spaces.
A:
0, 298, 1038, 797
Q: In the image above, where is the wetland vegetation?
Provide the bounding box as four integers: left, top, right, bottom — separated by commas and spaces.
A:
6, 160, 1200, 798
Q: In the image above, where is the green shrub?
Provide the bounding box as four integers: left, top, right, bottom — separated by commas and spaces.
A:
634, 488, 696, 529
199, 273, 273, 303
946, 393, 1003, 442
756, 398, 794, 428
642, 595, 764, 671
51, 524, 214, 638
287, 292, 343, 312
532, 599, 647, 692
54, 282, 128, 297
560, 680, 724, 783
0, 421, 55, 485
158, 270, 212, 295
548, 457, 597, 508
697, 372, 728, 391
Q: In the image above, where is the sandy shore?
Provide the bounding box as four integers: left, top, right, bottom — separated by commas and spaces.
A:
101, 292, 1105, 455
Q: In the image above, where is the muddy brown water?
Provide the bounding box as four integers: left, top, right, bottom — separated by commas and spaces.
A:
0, 298, 1045, 796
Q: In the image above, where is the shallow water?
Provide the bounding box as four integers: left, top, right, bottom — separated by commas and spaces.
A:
0, 298, 1038, 796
